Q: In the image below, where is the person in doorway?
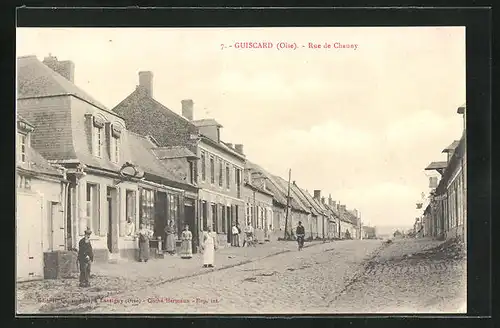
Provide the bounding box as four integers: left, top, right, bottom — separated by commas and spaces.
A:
126, 217, 135, 237
165, 220, 176, 255
180, 224, 193, 259
201, 226, 218, 268
137, 222, 152, 262
231, 223, 240, 247
265, 224, 273, 242
77, 228, 94, 287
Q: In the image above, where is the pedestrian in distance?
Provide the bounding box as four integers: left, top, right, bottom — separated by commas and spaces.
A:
180, 224, 193, 259
201, 226, 218, 268
231, 223, 240, 247
77, 228, 94, 287
137, 222, 152, 262
296, 221, 305, 251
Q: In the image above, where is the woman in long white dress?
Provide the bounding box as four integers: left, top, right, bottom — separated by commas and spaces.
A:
180, 224, 193, 259
202, 226, 218, 268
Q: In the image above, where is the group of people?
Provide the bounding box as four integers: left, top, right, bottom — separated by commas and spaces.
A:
231, 222, 273, 247
76, 219, 277, 287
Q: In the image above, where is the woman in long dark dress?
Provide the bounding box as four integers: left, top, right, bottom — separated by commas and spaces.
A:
165, 220, 176, 255
137, 223, 152, 262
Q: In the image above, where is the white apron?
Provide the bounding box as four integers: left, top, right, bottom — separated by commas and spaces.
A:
203, 232, 216, 265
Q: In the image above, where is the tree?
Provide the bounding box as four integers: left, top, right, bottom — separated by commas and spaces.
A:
393, 230, 403, 238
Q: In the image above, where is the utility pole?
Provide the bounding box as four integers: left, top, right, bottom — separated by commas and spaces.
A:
283, 168, 291, 240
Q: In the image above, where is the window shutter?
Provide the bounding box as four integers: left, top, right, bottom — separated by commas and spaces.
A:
84, 114, 93, 153
105, 122, 112, 160
178, 194, 185, 237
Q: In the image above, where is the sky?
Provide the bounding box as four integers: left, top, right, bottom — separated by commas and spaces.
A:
16, 27, 466, 228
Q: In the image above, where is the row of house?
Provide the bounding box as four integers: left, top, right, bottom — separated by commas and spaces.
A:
16, 54, 367, 281
420, 103, 466, 242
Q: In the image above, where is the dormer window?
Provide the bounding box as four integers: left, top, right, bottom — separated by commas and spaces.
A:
17, 132, 27, 163
91, 116, 105, 158
110, 124, 122, 163
93, 125, 104, 158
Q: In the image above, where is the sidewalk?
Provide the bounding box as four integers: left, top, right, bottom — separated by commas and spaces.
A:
16, 239, 325, 313
93, 239, 325, 282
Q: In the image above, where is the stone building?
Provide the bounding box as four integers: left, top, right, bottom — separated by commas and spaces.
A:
112, 72, 245, 248
17, 55, 196, 263
242, 166, 274, 242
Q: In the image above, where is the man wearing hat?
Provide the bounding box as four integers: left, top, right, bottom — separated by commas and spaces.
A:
78, 228, 94, 287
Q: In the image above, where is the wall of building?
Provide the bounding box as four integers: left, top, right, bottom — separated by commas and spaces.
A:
198, 141, 245, 200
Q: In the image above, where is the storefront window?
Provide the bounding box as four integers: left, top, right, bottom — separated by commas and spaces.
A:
140, 188, 155, 226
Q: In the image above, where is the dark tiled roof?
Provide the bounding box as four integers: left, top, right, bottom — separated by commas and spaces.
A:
128, 132, 195, 187
245, 161, 291, 207
18, 147, 64, 177
296, 187, 327, 216
291, 183, 319, 216
442, 140, 460, 153
17, 56, 109, 111
425, 161, 448, 170
17, 114, 35, 129
192, 119, 223, 127
273, 176, 310, 213
112, 88, 199, 154
152, 146, 197, 160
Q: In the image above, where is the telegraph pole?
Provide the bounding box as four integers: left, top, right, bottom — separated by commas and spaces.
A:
283, 168, 291, 240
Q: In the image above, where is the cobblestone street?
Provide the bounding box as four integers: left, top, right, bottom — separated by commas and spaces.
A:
85, 240, 382, 314
330, 238, 467, 313
16, 238, 467, 314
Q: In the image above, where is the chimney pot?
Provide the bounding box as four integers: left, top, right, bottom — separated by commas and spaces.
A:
313, 190, 321, 200
181, 99, 194, 120
43, 55, 75, 82
138, 71, 153, 97
235, 144, 244, 154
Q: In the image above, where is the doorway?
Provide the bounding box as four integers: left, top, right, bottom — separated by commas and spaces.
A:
155, 191, 167, 249
184, 200, 196, 252
226, 206, 231, 243
107, 187, 118, 253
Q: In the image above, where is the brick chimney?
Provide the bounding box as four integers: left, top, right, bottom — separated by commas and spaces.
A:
43, 54, 75, 82
321, 196, 325, 204
138, 71, 153, 97
181, 99, 194, 120
313, 190, 321, 201
226, 143, 233, 148
339, 204, 347, 212
235, 144, 244, 154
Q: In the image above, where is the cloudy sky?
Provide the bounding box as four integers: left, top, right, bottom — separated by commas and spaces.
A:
16, 27, 465, 228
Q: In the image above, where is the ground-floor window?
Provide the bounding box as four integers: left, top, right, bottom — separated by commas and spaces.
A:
221, 204, 226, 233
125, 190, 137, 233
86, 183, 100, 234
140, 188, 155, 226
211, 203, 218, 232
201, 201, 208, 230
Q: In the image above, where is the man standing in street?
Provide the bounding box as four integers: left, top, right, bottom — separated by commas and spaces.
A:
231, 223, 240, 247
78, 228, 94, 287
